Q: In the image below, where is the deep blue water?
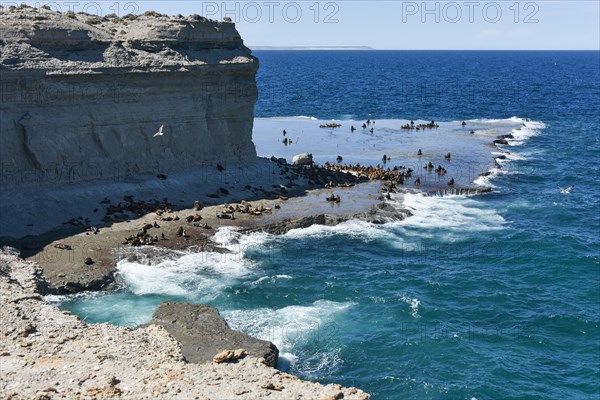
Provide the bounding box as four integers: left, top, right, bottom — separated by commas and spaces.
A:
58, 51, 600, 399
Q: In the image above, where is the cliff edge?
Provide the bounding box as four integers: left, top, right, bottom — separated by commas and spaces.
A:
0, 7, 258, 189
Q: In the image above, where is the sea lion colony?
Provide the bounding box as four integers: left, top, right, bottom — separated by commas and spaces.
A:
56, 148, 457, 249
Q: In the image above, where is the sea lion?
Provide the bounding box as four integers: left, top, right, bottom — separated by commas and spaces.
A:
193, 201, 202, 211
217, 163, 225, 171
336, 155, 343, 163
217, 212, 234, 220
176, 226, 184, 237
415, 177, 421, 186
157, 174, 167, 180
448, 178, 455, 185
445, 153, 451, 160
283, 130, 287, 136
418, 149, 423, 156
461, 121, 467, 126
335, 195, 341, 203
351, 125, 356, 132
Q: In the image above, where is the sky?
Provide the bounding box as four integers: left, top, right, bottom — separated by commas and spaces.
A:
10, 1, 600, 49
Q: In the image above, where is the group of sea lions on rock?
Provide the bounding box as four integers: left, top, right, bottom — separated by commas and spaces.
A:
122, 222, 163, 246
320, 123, 342, 129
401, 120, 440, 131
101, 196, 175, 223
323, 162, 414, 183
424, 161, 448, 176
322, 155, 457, 187
218, 200, 277, 219
324, 180, 353, 189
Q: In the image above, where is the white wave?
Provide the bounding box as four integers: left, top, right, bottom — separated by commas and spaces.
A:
506, 120, 546, 146
213, 227, 271, 254
259, 115, 319, 121
223, 300, 354, 356
284, 219, 396, 242
293, 115, 319, 120
249, 274, 293, 285
474, 167, 501, 188
401, 296, 421, 319
503, 151, 527, 161
116, 250, 254, 297
469, 116, 524, 124
45, 290, 105, 305
390, 193, 506, 240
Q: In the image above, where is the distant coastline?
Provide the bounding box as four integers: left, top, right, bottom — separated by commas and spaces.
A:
250, 45, 374, 51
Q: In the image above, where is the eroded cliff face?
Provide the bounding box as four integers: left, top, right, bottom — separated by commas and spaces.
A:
0, 8, 258, 188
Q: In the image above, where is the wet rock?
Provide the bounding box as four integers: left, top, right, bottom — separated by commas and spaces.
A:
292, 152, 313, 166
148, 302, 279, 367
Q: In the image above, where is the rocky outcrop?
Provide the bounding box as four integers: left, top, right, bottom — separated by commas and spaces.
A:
0, 7, 258, 188
148, 301, 279, 367
0, 250, 370, 399
242, 202, 412, 235
292, 152, 313, 166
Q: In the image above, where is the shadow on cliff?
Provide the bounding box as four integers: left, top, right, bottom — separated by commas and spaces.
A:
33, 43, 111, 63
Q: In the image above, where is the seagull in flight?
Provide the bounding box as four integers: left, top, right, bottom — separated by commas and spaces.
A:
558, 185, 574, 194
153, 125, 164, 137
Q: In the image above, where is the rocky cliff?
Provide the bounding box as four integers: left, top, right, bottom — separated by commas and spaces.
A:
0, 7, 258, 188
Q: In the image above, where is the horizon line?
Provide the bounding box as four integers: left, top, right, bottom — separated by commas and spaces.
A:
249, 46, 600, 51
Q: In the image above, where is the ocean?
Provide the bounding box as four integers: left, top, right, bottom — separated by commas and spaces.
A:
52, 51, 600, 399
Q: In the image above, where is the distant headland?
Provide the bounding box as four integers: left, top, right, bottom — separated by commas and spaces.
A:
250, 46, 374, 50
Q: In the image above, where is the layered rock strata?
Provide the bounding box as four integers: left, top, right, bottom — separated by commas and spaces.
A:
0, 8, 258, 189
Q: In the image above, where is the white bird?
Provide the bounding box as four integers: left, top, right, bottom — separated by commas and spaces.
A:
558, 185, 574, 194
153, 125, 164, 137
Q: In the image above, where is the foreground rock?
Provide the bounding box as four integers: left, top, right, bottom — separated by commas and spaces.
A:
148, 302, 279, 367
0, 250, 370, 399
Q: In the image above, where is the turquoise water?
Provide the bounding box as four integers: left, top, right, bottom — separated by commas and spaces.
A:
54, 51, 600, 399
